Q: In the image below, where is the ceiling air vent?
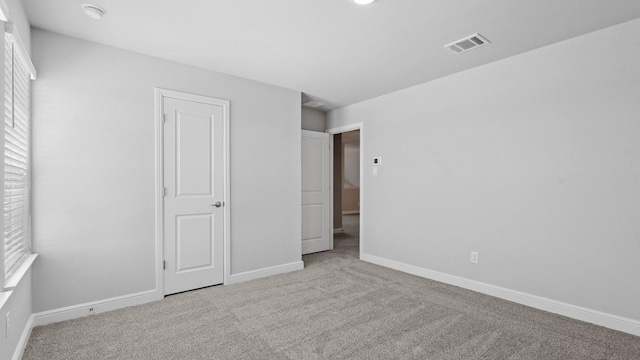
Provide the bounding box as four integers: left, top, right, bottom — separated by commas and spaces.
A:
302, 100, 325, 109
444, 33, 490, 54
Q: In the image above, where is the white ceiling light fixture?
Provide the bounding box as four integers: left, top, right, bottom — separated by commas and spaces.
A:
81, 4, 107, 20
353, 0, 377, 5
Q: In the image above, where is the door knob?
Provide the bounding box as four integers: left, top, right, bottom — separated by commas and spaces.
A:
211, 201, 223, 208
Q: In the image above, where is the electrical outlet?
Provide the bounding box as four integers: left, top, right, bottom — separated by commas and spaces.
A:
5, 311, 10, 339
470, 251, 479, 264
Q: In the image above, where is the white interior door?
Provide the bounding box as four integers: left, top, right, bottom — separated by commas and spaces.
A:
163, 95, 226, 295
302, 130, 331, 254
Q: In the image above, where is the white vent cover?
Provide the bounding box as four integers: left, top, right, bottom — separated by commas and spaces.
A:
444, 33, 490, 54
81, 4, 107, 19
302, 100, 325, 108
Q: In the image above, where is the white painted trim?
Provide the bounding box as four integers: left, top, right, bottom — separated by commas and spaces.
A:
226, 261, 304, 285
342, 210, 360, 215
0, 1, 9, 22
326, 123, 364, 257
11, 314, 33, 360
4, 254, 37, 290
223, 100, 231, 287
329, 135, 334, 250
326, 123, 364, 135
0, 290, 11, 310
154, 89, 165, 298
32, 290, 159, 327
4, 22, 36, 79
361, 253, 640, 336
155, 88, 231, 292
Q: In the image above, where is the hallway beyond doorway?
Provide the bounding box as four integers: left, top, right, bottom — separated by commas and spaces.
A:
304, 214, 359, 266
335, 214, 359, 258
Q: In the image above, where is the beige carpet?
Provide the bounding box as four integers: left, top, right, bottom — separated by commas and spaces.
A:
24, 215, 640, 359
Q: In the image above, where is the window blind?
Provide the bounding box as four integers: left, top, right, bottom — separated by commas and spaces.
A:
3, 33, 30, 279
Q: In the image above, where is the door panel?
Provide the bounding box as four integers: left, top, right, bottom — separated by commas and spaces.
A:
302, 130, 331, 255
302, 205, 323, 240
164, 96, 225, 295
176, 112, 213, 197
176, 214, 213, 272
302, 137, 324, 191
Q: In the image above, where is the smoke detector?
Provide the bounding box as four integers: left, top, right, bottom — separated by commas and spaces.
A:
444, 33, 490, 54
81, 4, 107, 20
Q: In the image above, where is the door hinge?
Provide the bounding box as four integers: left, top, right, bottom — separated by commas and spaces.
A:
163, 187, 167, 197
162, 114, 166, 123
163, 260, 166, 270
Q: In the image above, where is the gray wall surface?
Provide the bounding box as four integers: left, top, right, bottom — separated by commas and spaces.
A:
301, 108, 325, 132
31, 29, 302, 312
327, 18, 640, 321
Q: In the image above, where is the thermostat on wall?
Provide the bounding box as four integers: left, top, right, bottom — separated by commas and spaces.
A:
373, 157, 382, 165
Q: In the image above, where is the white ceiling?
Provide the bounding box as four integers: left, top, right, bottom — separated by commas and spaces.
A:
23, 0, 640, 110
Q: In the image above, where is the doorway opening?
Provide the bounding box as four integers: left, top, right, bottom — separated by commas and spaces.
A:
332, 130, 360, 259
301, 122, 364, 265
327, 122, 364, 261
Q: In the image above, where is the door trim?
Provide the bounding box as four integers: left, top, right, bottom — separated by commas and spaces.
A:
155, 88, 231, 296
326, 123, 364, 259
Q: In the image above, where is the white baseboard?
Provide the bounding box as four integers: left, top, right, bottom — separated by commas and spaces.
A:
360, 253, 640, 337
342, 211, 360, 215
31, 261, 304, 326
226, 261, 304, 285
12, 314, 34, 360
32, 289, 161, 327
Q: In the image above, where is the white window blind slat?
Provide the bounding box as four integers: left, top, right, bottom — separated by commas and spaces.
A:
5, 137, 28, 153
3, 33, 31, 280
5, 125, 27, 145
4, 233, 25, 250
4, 148, 26, 161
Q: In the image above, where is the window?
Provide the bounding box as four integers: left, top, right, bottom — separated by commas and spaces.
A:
3, 28, 32, 281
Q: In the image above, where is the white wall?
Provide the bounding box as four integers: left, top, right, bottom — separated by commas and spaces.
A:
31, 29, 302, 312
328, 18, 640, 322
301, 108, 325, 132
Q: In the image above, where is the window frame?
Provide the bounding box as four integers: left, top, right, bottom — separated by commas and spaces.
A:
0, 20, 36, 290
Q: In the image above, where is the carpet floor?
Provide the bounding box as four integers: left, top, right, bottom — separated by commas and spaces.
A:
23, 215, 640, 359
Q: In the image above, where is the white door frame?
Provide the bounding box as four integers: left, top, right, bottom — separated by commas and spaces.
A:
155, 88, 231, 296
326, 122, 364, 259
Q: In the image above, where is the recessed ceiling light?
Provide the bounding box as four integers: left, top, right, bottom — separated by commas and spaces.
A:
81, 4, 106, 20
353, 0, 377, 5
